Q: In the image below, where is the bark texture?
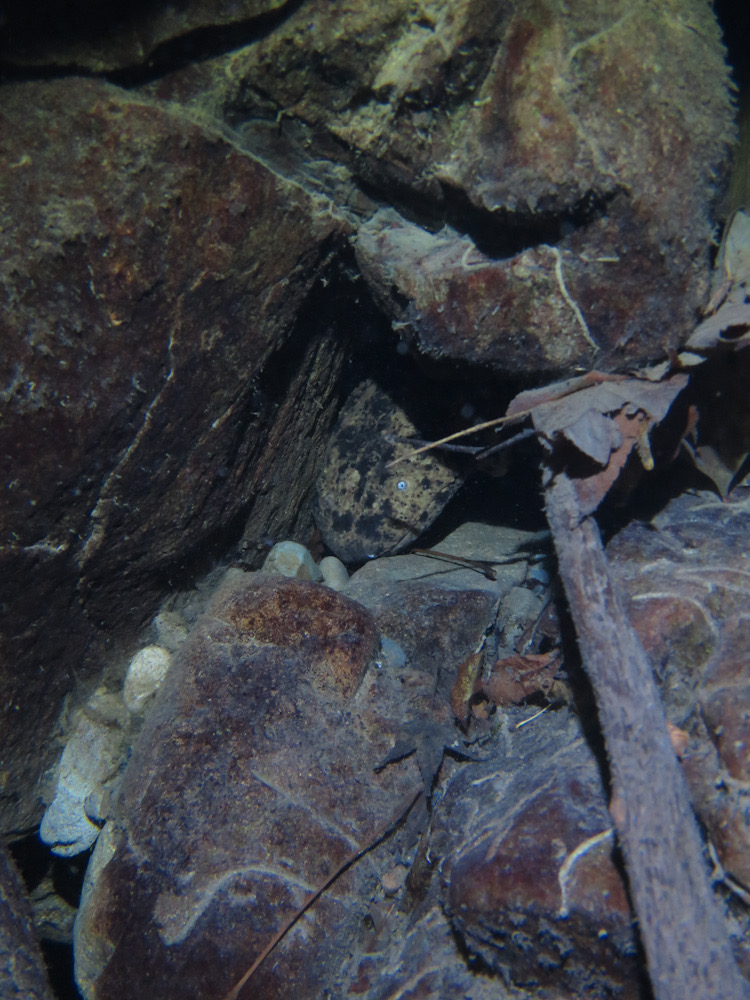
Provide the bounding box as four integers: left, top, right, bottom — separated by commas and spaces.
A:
544, 471, 748, 1000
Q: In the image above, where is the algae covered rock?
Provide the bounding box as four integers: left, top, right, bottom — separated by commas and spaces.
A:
155, 0, 734, 375
0, 76, 347, 831
315, 379, 464, 562
74, 574, 424, 1000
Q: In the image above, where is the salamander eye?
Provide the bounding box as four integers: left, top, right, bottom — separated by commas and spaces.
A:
397, 480, 408, 491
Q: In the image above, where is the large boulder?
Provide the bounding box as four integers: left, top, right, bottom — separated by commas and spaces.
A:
0, 77, 347, 832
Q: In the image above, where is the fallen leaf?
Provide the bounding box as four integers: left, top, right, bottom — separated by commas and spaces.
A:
688, 210, 750, 350
450, 648, 485, 726
482, 651, 560, 706
684, 442, 742, 499
687, 301, 750, 350
680, 349, 750, 496
666, 721, 689, 760
511, 373, 688, 515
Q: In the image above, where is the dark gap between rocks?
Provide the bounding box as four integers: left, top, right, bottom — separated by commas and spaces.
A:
8, 833, 87, 1000
0, 0, 309, 83
354, 169, 619, 261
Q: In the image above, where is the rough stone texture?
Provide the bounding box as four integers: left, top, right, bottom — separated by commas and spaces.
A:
607, 489, 750, 892
0, 3, 741, 994
357, 583, 496, 701
0, 77, 347, 833
435, 710, 643, 999
148, 0, 733, 375
0, 839, 55, 1000
74, 574, 427, 1000
345, 521, 540, 603
0, 0, 735, 839
75, 566, 637, 1000
71, 516, 750, 999
260, 540, 322, 581
39, 695, 130, 858
355, 206, 704, 375
315, 379, 465, 562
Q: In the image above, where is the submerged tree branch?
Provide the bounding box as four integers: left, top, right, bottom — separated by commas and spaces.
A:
544, 470, 748, 1000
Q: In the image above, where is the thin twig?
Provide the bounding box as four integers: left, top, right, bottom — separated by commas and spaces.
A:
411, 548, 499, 579
474, 426, 536, 460
385, 410, 532, 468
544, 471, 748, 1000
222, 787, 423, 1000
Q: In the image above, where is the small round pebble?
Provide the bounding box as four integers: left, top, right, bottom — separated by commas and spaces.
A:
123, 645, 172, 715
152, 608, 189, 652
262, 541, 322, 581
319, 555, 349, 591
381, 864, 409, 897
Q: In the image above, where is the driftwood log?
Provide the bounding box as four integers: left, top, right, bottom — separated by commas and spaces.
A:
544, 469, 749, 1000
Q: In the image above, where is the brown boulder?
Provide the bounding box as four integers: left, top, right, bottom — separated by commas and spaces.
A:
608, 490, 750, 893
0, 77, 347, 831
436, 711, 642, 999
150, 0, 733, 375
74, 574, 425, 1000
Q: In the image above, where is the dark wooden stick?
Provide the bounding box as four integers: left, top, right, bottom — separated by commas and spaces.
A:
544, 470, 748, 1000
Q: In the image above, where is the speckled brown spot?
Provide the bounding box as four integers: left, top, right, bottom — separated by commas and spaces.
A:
211, 574, 378, 698
314, 380, 463, 562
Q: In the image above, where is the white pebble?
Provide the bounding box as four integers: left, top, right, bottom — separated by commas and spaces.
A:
123, 645, 171, 715
40, 710, 125, 857
319, 555, 349, 591
262, 541, 322, 581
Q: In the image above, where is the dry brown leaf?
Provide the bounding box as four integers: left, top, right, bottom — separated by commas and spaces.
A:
573, 410, 652, 515
666, 721, 689, 760
450, 648, 484, 726
482, 651, 560, 706
505, 370, 624, 418
683, 442, 749, 499
509, 373, 688, 515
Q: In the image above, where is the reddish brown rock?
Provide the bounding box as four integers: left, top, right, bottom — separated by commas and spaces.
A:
436, 711, 642, 998
74, 575, 426, 1000
607, 491, 750, 890
348, 580, 499, 703
0, 77, 347, 831
150, 0, 732, 376
355, 205, 714, 375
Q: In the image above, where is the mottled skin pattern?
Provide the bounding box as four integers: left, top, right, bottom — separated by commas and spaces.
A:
315, 380, 463, 563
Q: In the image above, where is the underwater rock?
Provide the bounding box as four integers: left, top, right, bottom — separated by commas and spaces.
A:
319, 555, 350, 591
607, 490, 750, 891
151, 608, 190, 654
0, 0, 285, 73
74, 573, 431, 1000
345, 521, 542, 603
351, 0, 733, 374
261, 540, 322, 581
152, 0, 732, 376
0, 76, 347, 832
122, 646, 172, 716
40, 691, 130, 858
0, 840, 55, 1000
315, 379, 464, 563
435, 711, 641, 999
